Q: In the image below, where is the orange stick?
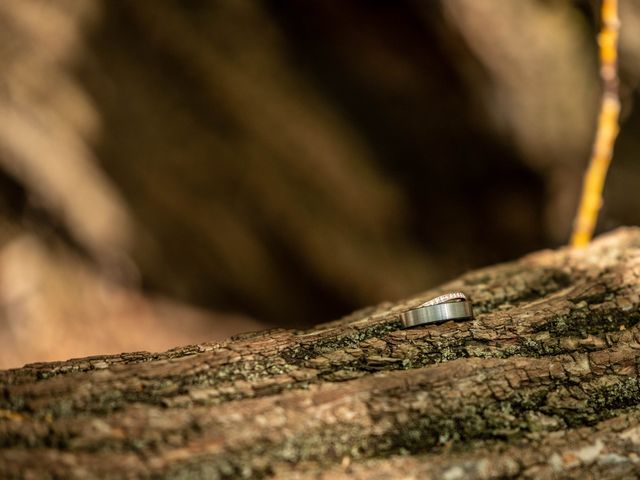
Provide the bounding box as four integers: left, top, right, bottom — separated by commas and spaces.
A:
570, 0, 621, 247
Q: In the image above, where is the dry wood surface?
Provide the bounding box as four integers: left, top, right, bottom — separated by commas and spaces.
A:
3, 228, 640, 479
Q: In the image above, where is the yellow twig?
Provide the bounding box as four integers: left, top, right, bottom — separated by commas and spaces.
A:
570, 0, 621, 247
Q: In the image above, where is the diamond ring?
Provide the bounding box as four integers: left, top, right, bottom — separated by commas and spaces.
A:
400, 291, 473, 329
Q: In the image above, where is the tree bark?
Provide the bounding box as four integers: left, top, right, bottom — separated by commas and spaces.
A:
3, 227, 640, 479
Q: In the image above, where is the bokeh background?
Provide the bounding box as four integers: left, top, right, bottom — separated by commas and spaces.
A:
1, 0, 640, 368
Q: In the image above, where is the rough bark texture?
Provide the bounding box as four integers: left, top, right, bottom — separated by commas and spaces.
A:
3, 227, 640, 479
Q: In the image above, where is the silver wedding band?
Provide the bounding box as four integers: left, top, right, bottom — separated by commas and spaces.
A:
400, 292, 473, 328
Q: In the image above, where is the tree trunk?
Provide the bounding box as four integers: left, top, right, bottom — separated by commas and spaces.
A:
3, 227, 640, 479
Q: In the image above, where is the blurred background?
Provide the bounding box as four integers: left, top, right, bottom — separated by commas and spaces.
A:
1, 0, 640, 368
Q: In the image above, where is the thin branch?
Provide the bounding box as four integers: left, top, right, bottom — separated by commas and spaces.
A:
571, 0, 621, 247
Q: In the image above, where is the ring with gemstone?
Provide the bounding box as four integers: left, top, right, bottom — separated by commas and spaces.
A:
400, 291, 473, 329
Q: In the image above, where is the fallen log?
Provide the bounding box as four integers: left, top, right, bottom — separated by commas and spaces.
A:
3, 227, 640, 479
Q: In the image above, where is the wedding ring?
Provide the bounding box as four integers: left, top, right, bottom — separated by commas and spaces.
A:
400, 291, 473, 328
